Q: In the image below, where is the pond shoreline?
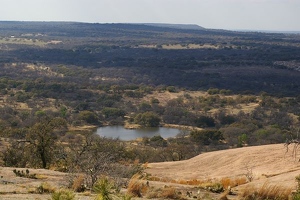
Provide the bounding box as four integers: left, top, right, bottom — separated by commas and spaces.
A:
124, 122, 202, 131
95, 125, 187, 141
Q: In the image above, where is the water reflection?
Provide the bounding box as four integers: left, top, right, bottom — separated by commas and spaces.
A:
96, 126, 183, 141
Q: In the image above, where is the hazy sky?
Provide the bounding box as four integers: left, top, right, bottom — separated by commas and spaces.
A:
1, 0, 299, 31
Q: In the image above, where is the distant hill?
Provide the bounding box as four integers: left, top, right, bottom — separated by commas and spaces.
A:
141, 23, 205, 30
0, 21, 300, 96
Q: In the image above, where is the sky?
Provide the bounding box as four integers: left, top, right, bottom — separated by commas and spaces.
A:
0, 0, 300, 31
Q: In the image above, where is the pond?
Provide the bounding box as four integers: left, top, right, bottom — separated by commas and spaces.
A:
95, 126, 184, 141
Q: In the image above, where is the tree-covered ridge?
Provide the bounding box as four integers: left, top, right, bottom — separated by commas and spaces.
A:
0, 22, 299, 96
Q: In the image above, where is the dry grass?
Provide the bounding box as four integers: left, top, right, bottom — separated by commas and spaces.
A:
177, 179, 205, 185
35, 174, 48, 179
148, 175, 245, 193
146, 186, 186, 199
71, 174, 85, 192
127, 175, 148, 197
159, 187, 182, 199
240, 182, 293, 200
149, 175, 212, 186
0, 37, 46, 46
37, 182, 56, 193
220, 177, 248, 189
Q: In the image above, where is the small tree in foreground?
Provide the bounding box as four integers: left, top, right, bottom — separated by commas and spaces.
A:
284, 128, 300, 161
3, 117, 67, 169
25, 117, 67, 168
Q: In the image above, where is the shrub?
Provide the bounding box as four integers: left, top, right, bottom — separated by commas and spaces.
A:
71, 175, 86, 192
241, 183, 292, 200
134, 112, 160, 127
37, 182, 56, 193
78, 110, 99, 124
199, 181, 224, 193
207, 88, 219, 95
195, 116, 215, 128
93, 177, 114, 200
149, 135, 167, 147
207, 183, 224, 193
219, 115, 235, 125
121, 194, 132, 200
102, 107, 125, 119
146, 187, 184, 199
190, 130, 223, 145
293, 175, 300, 200
51, 189, 75, 200
294, 193, 300, 200
127, 176, 145, 197
166, 86, 176, 93
13, 169, 37, 179
220, 177, 247, 189
159, 187, 180, 199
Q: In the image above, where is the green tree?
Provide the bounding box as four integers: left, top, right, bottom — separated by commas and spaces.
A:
134, 112, 160, 127
102, 107, 125, 119
149, 135, 167, 147
25, 117, 67, 168
238, 133, 248, 147
166, 86, 176, 93
79, 110, 99, 124
190, 129, 223, 145
138, 102, 152, 112
219, 114, 236, 125
195, 116, 215, 128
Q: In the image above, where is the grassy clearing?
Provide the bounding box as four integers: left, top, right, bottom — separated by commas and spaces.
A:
162, 43, 220, 49
138, 43, 225, 50
0, 37, 46, 46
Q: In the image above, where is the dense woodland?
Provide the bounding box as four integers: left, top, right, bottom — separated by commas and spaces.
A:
0, 21, 300, 192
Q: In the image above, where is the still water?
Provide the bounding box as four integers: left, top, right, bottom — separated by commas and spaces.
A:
96, 126, 183, 141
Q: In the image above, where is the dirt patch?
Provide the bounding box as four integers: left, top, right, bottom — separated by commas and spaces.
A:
0, 167, 69, 198
142, 91, 207, 106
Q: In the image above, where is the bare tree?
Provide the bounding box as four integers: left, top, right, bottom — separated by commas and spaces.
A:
67, 132, 126, 188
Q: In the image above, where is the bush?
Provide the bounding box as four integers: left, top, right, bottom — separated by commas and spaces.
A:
166, 86, 176, 93
293, 175, 300, 200
149, 135, 167, 147
220, 177, 247, 189
241, 182, 292, 200
51, 189, 76, 200
195, 116, 215, 128
207, 183, 224, 193
37, 182, 56, 193
219, 115, 236, 125
207, 88, 219, 95
93, 177, 114, 200
190, 130, 223, 145
13, 169, 37, 179
134, 112, 160, 127
294, 193, 300, 200
78, 110, 99, 124
160, 187, 180, 199
127, 176, 144, 197
71, 175, 86, 192
102, 107, 126, 119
